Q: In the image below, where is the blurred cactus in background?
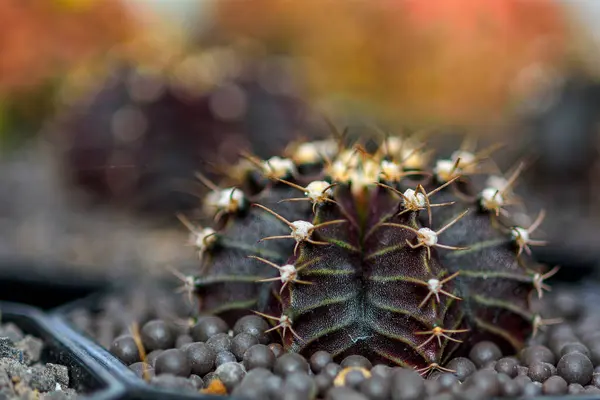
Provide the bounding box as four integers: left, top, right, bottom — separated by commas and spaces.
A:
214, 0, 568, 127
0, 0, 135, 149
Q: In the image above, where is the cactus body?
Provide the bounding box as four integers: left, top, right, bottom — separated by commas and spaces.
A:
188, 136, 548, 371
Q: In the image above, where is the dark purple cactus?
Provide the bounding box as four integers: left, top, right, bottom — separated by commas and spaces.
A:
182, 134, 556, 373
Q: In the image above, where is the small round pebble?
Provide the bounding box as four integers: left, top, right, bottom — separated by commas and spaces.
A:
327, 387, 369, 400
141, 320, 176, 351
360, 375, 390, 400
128, 362, 155, 379
190, 316, 228, 342
495, 357, 518, 378
154, 349, 191, 377
110, 335, 141, 365
543, 375, 568, 395
145, 350, 163, 367
175, 334, 193, 348
528, 361, 555, 382
215, 351, 237, 367
464, 370, 500, 396
285, 371, 317, 397
310, 351, 333, 374
344, 369, 369, 389
560, 342, 590, 358
469, 341, 502, 368
215, 362, 247, 392
520, 345, 555, 367
231, 333, 259, 360
446, 357, 476, 381
185, 342, 216, 376
233, 315, 270, 344
316, 373, 333, 396
189, 374, 204, 390
437, 373, 459, 391
341, 355, 373, 370
557, 352, 594, 385
274, 353, 310, 376
206, 333, 233, 353
324, 363, 343, 379
269, 343, 284, 358
522, 381, 543, 397
150, 374, 196, 393
371, 364, 392, 378
243, 344, 276, 370
391, 368, 424, 400
569, 383, 585, 394
501, 379, 521, 397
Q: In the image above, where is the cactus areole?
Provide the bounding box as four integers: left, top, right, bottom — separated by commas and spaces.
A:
179, 133, 554, 374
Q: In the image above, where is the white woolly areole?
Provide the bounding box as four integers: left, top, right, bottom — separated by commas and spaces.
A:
206, 187, 245, 211
280, 264, 297, 282
263, 156, 296, 178
451, 150, 476, 166
291, 220, 314, 242
280, 315, 292, 325
418, 227, 438, 246
434, 159, 460, 183
512, 227, 529, 242
403, 188, 427, 208
294, 140, 337, 164
380, 160, 402, 181
486, 175, 510, 192
305, 181, 333, 202
480, 187, 504, 210
401, 147, 425, 169
329, 160, 351, 182
427, 278, 441, 292
192, 227, 217, 249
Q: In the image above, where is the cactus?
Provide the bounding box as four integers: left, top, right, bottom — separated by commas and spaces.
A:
179, 132, 557, 372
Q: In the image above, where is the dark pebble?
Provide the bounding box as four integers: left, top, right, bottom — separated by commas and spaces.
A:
517, 365, 529, 376
206, 333, 233, 353
269, 343, 284, 358
141, 320, 175, 351
593, 372, 600, 388
150, 374, 196, 392
284, 371, 317, 397
215, 362, 246, 392
585, 385, 600, 394
341, 355, 373, 370
154, 348, 191, 377
557, 352, 593, 385
274, 353, 310, 376
191, 316, 228, 342
216, 351, 237, 367
324, 363, 342, 379
514, 375, 533, 391
446, 357, 476, 381
231, 333, 259, 360
522, 381, 542, 397
203, 371, 218, 388
344, 369, 369, 389
243, 344, 276, 370
391, 368, 424, 400
185, 342, 216, 376
495, 357, 518, 378
327, 386, 368, 400
145, 350, 163, 367
464, 370, 500, 397
128, 362, 155, 379
371, 364, 392, 378
425, 379, 441, 396
233, 315, 270, 344
568, 383, 585, 394
560, 342, 590, 358
528, 361, 555, 382
316, 373, 333, 396
231, 383, 267, 400
360, 375, 390, 400
189, 374, 204, 389
501, 379, 521, 397
543, 375, 568, 395
520, 345, 555, 367
110, 335, 141, 365
175, 334, 193, 348
469, 341, 502, 368
437, 373, 459, 391
310, 351, 333, 374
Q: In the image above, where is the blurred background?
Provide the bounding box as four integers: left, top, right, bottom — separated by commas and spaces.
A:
2, 0, 600, 305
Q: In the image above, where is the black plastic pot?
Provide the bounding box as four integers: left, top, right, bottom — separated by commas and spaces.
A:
0, 301, 127, 399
